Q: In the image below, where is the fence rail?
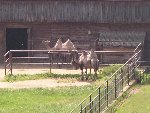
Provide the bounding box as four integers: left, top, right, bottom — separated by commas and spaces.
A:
70, 43, 142, 113
3, 43, 143, 113
4, 50, 134, 75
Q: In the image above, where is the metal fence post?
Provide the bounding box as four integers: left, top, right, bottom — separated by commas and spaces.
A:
114, 75, 117, 99
106, 80, 109, 107
84, 106, 86, 113
9, 51, 12, 75
133, 66, 136, 80
49, 52, 52, 74
4, 53, 7, 75
99, 87, 101, 113
121, 68, 124, 91
127, 64, 130, 85
80, 105, 82, 113
90, 95, 92, 113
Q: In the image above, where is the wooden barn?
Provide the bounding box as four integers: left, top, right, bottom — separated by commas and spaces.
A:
0, 0, 150, 63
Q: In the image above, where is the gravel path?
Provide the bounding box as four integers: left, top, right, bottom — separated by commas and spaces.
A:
0, 68, 91, 89
0, 78, 90, 89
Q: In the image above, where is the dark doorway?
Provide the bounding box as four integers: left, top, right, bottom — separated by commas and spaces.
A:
6, 28, 28, 56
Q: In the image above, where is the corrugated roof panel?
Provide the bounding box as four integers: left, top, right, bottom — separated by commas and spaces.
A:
98, 31, 145, 47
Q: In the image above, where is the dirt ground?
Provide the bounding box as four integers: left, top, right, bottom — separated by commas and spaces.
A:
0, 78, 90, 89
0, 65, 92, 89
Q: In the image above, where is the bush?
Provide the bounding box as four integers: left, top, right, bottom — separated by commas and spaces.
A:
98, 64, 122, 78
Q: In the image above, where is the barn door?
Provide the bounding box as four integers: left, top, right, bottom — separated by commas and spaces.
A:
6, 28, 28, 56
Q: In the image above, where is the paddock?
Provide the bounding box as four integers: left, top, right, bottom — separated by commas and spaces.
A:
3, 49, 135, 76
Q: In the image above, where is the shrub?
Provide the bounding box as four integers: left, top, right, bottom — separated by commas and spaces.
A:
98, 64, 122, 78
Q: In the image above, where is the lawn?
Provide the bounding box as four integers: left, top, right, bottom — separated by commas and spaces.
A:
4, 64, 121, 82
116, 85, 150, 113
0, 64, 121, 113
0, 86, 96, 113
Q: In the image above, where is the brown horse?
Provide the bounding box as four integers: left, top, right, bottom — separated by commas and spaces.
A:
71, 49, 99, 80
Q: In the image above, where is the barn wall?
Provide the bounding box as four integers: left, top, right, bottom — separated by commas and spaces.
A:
1, 22, 150, 63
1, 0, 150, 64
0, 24, 5, 63
31, 23, 150, 50
31, 23, 95, 51
0, 1, 150, 23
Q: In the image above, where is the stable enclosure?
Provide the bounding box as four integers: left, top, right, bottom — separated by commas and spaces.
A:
1, 1, 150, 113
0, 0, 150, 63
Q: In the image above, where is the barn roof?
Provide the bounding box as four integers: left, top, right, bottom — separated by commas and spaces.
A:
98, 31, 145, 47
0, 0, 150, 23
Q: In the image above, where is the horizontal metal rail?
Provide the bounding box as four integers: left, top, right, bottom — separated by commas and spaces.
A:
9, 49, 134, 54
70, 43, 142, 113
4, 49, 136, 75
12, 57, 49, 59
13, 63, 71, 65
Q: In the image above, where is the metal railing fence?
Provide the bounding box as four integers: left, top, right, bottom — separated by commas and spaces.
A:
70, 43, 142, 113
4, 50, 134, 75
4, 50, 73, 75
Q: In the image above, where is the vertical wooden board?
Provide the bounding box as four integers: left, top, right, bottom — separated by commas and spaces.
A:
0, 31, 4, 62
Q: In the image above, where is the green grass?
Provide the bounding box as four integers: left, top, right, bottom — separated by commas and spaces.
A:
0, 86, 96, 113
4, 64, 121, 82
0, 64, 122, 113
115, 85, 150, 113
98, 64, 122, 78
4, 73, 81, 82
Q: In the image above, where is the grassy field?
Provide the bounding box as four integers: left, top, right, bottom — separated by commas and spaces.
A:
0, 86, 97, 113
0, 64, 122, 113
4, 73, 81, 82
4, 64, 121, 82
116, 85, 150, 113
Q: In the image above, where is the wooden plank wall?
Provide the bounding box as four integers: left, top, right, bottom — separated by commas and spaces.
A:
0, 1, 150, 23
0, 24, 5, 62
1, 22, 150, 63
0, 23, 150, 60
31, 23, 98, 51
